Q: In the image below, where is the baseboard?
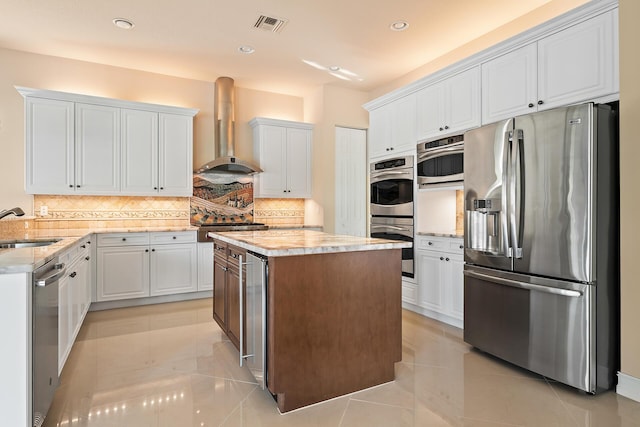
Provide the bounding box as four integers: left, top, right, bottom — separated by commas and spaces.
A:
89, 290, 212, 311
617, 372, 640, 402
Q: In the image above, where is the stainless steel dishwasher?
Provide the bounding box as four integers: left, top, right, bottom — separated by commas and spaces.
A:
240, 251, 267, 389
33, 258, 65, 427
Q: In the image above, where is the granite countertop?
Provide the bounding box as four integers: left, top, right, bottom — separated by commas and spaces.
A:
0, 226, 199, 274
208, 229, 412, 257
416, 230, 464, 238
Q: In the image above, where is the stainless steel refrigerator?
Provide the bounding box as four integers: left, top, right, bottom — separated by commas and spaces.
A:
463, 103, 618, 393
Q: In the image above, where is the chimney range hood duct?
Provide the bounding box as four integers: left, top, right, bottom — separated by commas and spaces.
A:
196, 77, 262, 175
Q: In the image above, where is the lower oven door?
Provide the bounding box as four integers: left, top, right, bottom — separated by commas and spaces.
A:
370, 217, 414, 278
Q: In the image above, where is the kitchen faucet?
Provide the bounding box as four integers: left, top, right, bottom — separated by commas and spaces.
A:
0, 207, 25, 220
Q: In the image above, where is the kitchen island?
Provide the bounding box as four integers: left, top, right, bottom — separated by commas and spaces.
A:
208, 229, 410, 413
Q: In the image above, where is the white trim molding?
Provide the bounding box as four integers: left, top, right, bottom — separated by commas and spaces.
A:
617, 372, 640, 402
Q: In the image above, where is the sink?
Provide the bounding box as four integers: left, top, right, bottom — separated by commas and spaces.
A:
0, 239, 61, 249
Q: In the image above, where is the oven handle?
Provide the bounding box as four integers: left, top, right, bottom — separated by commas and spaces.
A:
370, 171, 413, 183
418, 145, 464, 162
371, 225, 412, 232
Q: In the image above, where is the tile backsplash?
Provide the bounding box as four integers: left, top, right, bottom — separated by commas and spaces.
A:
33, 195, 191, 229
254, 198, 305, 227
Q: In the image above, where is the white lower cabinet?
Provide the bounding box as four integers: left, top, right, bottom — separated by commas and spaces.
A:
413, 235, 464, 328
197, 242, 214, 291
58, 236, 92, 374
96, 231, 197, 302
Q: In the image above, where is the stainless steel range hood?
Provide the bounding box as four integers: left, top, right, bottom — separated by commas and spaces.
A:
196, 77, 262, 175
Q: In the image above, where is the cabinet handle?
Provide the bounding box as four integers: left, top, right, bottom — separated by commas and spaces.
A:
76, 185, 81, 188
145, 249, 149, 252
70, 272, 77, 278
389, 147, 394, 151
172, 236, 177, 239
459, 245, 463, 249
222, 266, 228, 272
122, 238, 127, 241
81, 245, 86, 249
444, 125, 449, 130
440, 257, 444, 261
428, 241, 433, 246
386, 148, 390, 151
538, 100, 544, 105
239, 254, 245, 366
151, 248, 155, 252
160, 187, 164, 190
154, 187, 158, 190
69, 185, 73, 188
439, 127, 444, 131
87, 241, 91, 245
446, 257, 450, 262
85, 256, 90, 261
528, 103, 534, 108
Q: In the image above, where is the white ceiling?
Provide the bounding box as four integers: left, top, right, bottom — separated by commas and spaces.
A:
0, 0, 586, 97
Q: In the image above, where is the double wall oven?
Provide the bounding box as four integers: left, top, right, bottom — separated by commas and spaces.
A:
370, 155, 414, 278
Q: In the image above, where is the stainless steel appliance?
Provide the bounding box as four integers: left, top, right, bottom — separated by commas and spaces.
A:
417, 134, 464, 188
33, 259, 66, 427
370, 217, 414, 278
241, 252, 267, 389
463, 103, 618, 393
370, 156, 414, 217
370, 155, 414, 278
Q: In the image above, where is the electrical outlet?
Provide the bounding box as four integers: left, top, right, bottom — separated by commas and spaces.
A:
40, 205, 48, 216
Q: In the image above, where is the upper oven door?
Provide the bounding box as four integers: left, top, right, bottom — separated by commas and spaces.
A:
370, 166, 414, 217
417, 141, 464, 186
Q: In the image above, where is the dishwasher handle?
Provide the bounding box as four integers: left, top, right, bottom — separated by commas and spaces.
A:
35, 263, 66, 287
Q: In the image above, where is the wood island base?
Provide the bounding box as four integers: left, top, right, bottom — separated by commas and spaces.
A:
266, 249, 402, 412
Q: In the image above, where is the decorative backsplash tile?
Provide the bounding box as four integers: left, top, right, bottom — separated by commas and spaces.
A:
254, 198, 305, 227
190, 174, 254, 225
33, 195, 191, 229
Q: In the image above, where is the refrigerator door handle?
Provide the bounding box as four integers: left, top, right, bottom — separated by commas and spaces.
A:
509, 129, 524, 259
503, 130, 513, 258
464, 270, 583, 297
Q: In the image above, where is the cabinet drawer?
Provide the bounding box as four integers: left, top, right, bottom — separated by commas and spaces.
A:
416, 235, 464, 254
97, 233, 149, 247
149, 231, 196, 245
228, 245, 246, 267
214, 240, 228, 259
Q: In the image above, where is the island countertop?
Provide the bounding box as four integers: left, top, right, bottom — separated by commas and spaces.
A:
208, 229, 411, 257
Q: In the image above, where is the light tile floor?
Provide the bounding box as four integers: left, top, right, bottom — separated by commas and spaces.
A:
44, 299, 640, 427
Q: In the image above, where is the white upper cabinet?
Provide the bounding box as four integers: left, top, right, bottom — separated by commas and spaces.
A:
368, 94, 416, 160
537, 10, 618, 111
24, 98, 75, 194
18, 87, 198, 196
416, 67, 480, 141
121, 109, 158, 194
482, 44, 538, 124
251, 117, 313, 198
75, 103, 120, 194
158, 113, 193, 196
482, 10, 618, 123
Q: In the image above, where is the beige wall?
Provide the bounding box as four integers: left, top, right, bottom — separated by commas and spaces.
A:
619, 0, 640, 380
304, 85, 369, 233
0, 48, 304, 216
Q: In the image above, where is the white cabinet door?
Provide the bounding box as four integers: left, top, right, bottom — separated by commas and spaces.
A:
417, 250, 444, 311
150, 243, 197, 296
121, 109, 158, 194
482, 43, 538, 124
415, 82, 444, 141
416, 68, 481, 140
58, 274, 71, 374
368, 106, 392, 159
390, 94, 416, 154
252, 118, 313, 198
255, 125, 287, 197
446, 67, 481, 133
159, 113, 193, 196
448, 253, 465, 320
537, 10, 617, 110
25, 98, 75, 194
197, 242, 214, 291
285, 127, 312, 198
96, 246, 150, 301
75, 103, 120, 194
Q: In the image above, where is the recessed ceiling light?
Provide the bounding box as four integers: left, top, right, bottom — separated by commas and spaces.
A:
389, 20, 409, 31
328, 66, 340, 72
113, 18, 135, 30
238, 45, 255, 54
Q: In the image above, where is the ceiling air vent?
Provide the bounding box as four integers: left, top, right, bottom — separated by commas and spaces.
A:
253, 14, 288, 33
